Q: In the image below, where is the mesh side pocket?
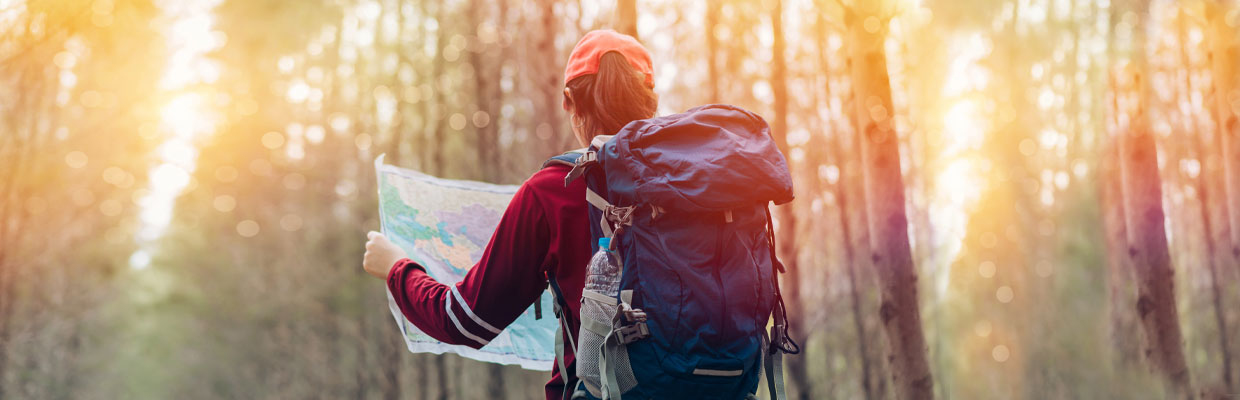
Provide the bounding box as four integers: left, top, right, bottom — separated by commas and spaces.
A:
576, 290, 614, 396
577, 290, 640, 396
609, 339, 638, 392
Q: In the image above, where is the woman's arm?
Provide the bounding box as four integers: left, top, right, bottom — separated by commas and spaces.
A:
370, 182, 554, 348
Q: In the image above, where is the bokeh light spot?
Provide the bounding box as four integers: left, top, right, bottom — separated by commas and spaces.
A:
864, 16, 881, 33
65, 151, 88, 168
449, 113, 467, 130
53, 51, 77, 69
1019, 138, 1037, 156
262, 131, 285, 149
236, 220, 260, 237
472, 111, 490, 128
992, 345, 1010, 362
213, 195, 236, 212
974, 320, 992, 337
996, 286, 1014, 303
354, 133, 372, 151
978, 261, 996, 278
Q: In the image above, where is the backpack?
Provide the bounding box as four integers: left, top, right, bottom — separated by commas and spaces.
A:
543, 104, 800, 400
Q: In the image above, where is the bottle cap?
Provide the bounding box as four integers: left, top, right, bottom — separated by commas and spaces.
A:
598, 237, 611, 249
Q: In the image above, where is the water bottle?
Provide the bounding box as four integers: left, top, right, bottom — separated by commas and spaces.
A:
584, 237, 620, 296
577, 237, 621, 393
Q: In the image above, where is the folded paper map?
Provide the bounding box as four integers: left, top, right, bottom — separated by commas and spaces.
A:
375, 154, 556, 371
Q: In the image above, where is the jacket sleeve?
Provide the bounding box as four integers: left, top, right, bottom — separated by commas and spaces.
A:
386, 180, 554, 348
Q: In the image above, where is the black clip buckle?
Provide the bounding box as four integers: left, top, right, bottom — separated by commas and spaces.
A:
769, 323, 786, 353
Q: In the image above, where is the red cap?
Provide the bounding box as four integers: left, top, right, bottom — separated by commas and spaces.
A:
563, 29, 654, 88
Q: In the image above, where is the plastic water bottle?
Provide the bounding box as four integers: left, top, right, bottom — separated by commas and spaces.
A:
584, 237, 621, 296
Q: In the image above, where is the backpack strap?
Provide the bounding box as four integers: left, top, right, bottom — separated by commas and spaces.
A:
563, 134, 613, 186
763, 316, 788, 400
761, 204, 800, 400
543, 149, 586, 169
547, 271, 579, 400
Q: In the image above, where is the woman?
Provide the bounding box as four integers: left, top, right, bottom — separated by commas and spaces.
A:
361, 29, 658, 400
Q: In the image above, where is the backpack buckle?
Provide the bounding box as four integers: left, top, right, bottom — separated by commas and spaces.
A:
604, 205, 635, 227
564, 151, 597, 185
615, 303, 649, 344
615, 322, 649, 345
769, 323, 786, 350
620, 303, 647, 322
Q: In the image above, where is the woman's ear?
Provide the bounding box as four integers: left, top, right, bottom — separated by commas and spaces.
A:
562, 88, 573, 112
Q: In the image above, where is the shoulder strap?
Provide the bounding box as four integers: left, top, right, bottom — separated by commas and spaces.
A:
546, 272, 579, 400
542, 149, 586, 169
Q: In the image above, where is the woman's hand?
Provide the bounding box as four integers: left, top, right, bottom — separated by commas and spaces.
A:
363, 231, 405, 279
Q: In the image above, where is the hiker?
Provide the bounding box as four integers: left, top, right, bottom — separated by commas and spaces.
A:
362, 29, 658, 400
364, 29, 797, 400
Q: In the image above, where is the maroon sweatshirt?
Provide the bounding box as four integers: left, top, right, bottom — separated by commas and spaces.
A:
386, 163, 590, 400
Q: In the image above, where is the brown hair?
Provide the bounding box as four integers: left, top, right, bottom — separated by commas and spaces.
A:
564, 51, 658, 140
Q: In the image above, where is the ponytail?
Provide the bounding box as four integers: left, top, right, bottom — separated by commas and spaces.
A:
564, 52, 658, 139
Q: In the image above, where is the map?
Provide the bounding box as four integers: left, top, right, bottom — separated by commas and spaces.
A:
374, 154, 556, 371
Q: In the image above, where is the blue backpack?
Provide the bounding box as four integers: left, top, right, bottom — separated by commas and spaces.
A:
544, 105, 800, 400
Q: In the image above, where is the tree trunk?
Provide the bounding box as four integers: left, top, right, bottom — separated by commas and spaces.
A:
1178, 10, 1234, 391
436, 354, 450, 400
842, 38, 891, 400
532, 0, 566, 154
1204, 1, 1240, 257
386, 0, 405, 167
614, 0, 638, 39
830, 131, 875, 400
378, 308, 403, 400
706, 2, 719, 103
1116, 87, 1193, 397
1112, 2, 1192, 395
471, 0, 504, 183
1101, 127, 1143, 369
429, 0, 449, 176
1113, 67, 1193, 398
0, 71, 38, 398
845, 4, 933, 399
817, 13, 876, 398
768, 1, 810, 398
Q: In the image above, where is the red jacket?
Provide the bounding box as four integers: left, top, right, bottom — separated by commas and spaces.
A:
386, 163, 590, 400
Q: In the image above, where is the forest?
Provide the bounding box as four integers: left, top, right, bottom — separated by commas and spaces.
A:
1, 0, 1239, 399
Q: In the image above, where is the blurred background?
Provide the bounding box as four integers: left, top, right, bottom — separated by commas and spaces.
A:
1, 0, 1238, 398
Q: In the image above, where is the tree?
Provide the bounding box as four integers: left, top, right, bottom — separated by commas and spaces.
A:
1203, 1, 1240, 257
705, 1, 720, 103
614, 0, 638, 39
768, 1, 811, 397
1175, 8, 1233, 392
816, 10, 881, 398
530, 0, 568, 155
0, 1, 163, 396
1111, 1, 1191, 395
844, 1, 934, 398
1101, 118, 1143, 369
